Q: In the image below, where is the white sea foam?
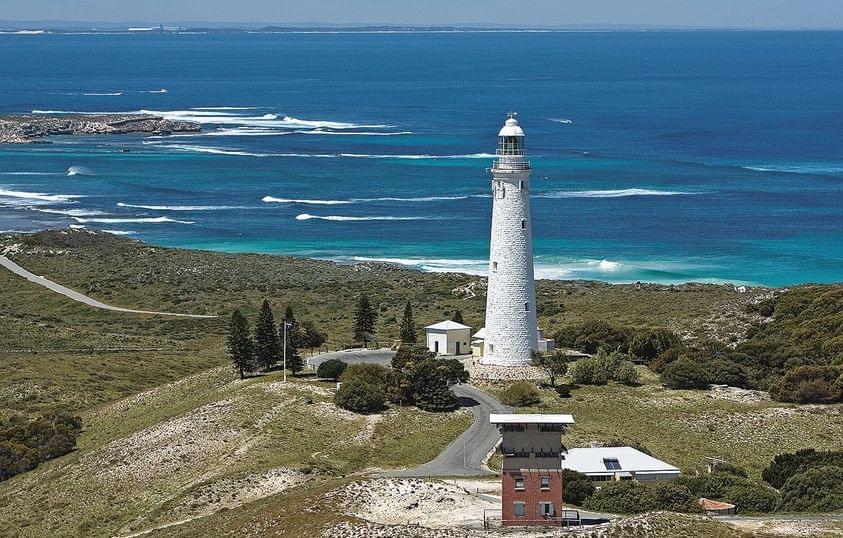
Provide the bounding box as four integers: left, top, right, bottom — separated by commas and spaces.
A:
31, 208, 107, 217
294, 129, 413, 136
262, 196, 351, 205
0, 172, 60, 176
547, 118, 573, 124
0, 189, 83, 203
101, 229, 137, 235
538, 188, 690, 198
160, 144, 494, 160
148, 89, 167, 93
140, 109, 392, 130
67, 166, 95, 176
83, 92, 123, 96
71, 216, 194, 224
295, 213, 434, 222
743, 164, 843, 174
191, 106, 259, 111
117, 202, 246, 211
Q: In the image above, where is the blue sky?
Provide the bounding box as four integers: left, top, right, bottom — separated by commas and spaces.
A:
2, 0, 843, 28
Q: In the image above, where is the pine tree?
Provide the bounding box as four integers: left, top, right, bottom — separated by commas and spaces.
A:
228, 310, 255, 380
452, 309, 465, 324
416, 381, 458, 412
399, 301, 417, 343
353, 294, 377, 345
254, 299, 279, 370
281, 306, 305, 374
300, 319, 326, 354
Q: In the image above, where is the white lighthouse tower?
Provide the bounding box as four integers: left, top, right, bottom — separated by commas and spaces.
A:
481, 114, 538, 366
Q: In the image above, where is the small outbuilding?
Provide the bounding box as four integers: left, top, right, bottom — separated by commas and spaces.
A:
425, 320, 471, 356
699, 498, 736, 515
561, 446, 680, 482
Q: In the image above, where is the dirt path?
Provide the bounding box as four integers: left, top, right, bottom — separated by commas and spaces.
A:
0, 254, 218, 318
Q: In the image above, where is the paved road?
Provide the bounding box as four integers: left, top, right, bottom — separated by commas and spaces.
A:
0, 255, 218, 318
306, 348, 396, 369
384, 384, 512, 477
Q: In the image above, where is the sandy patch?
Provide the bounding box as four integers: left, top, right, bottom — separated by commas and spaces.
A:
332, 478, 497, 529
351, 413, 383, 443
326, 521, 469, 537
262, 379, 333, 398
728, 517, 843, 537
708, 385, 771, 404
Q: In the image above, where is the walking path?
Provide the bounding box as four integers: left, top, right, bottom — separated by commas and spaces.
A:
0, 255, 218, 319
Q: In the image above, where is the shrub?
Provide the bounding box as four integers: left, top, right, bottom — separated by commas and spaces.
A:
710, 461, 748, 478
679, 473, 740, 500
583, 481, 656, 514
334, 378, 386, 414
316, 358, 347, 380
762, 449, 843, 489
500, 382, 541, 407
651, 482, 701, 513
614, 361, 640, 385
772, 365, 842, 403
778, 466, 843, 512
571, 352, 639, 386
555, 320, 633, 355
560, 469, 595, 505
571, 357, 609, 385
660, 358, 709, 389
725, 484, 779, 513
0, 412, 82, 482
340, 363, 392, 390
406, 359, 463, 412
554, 384, 572, 398
415, 382, 458, 412
392, 344, 435, 369
630, 328, 680, 363
703, 359, 750, 388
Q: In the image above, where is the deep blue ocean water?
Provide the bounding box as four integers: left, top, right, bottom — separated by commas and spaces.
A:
1, 31, 841, 286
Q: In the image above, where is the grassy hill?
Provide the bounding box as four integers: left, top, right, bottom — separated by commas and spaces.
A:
1, 229, 840, 536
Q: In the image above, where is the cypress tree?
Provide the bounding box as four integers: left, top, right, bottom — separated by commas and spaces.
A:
228, 310, 255, 380
282, 306, 305, 374
452, 309, 465, 324
353, 294, 377, 345
399, 301, 418, 343
254, 299, 279, 370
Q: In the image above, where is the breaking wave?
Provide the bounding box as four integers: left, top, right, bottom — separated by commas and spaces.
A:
67, 166, 95, 176
117, 202, 247, 211
295, 213, 435, 222
538, 188, 691, 198
263, 196, 351, 205
0, 189, 83, 203
263, 194, 485, 205
31, 208, 107, 217
83, 92, 123, 96
160, 144, 495, 160
742, 164, 843, 175
71, 216, 194, 224
547, 118, 573, 124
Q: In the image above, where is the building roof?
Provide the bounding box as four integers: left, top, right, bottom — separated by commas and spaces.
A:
562, 447, 680, 475
700, 498, 735, 511
498, 116, 525, 137
490, 413, 575, 425
425, 320, 471, 331
472, 327, 486, 339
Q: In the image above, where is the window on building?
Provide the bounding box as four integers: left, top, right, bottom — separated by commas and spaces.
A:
492, 261, 498, 271
540, 502, 555, 517
521, 219, 526, 229
513, 502, 525, 517
488, 344, 494, 353
603, 458, 622, 470
519, 180, 525, 190
525, 302, 530, 312
501, 186, 506, 198
540, 476, 550, 490
514, 477, 524, 490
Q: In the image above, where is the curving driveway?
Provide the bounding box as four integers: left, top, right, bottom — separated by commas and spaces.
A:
0, 255, 218, 318
384, 384, 512, 477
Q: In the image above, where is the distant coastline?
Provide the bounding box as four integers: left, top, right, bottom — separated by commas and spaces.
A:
0, 114, 200, 144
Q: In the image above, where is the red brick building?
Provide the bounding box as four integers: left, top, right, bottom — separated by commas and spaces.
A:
490, 414, 575, 527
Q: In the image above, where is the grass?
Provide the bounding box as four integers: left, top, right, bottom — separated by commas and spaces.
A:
482, 367, 843, 479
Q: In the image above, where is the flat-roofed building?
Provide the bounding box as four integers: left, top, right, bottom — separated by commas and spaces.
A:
425, 320, 471, 356
561, 446, 680, 482
491, 413, 575, 527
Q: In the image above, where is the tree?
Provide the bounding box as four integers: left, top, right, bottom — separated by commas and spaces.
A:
340, 363, 393, 390
415, 381, 458, 412
531, 350, 569, 387
353, 294, 378, 345
300, 320, 326, 354
316, 358, 347, 380
660, 358, 709, 389
334, 378, 386, 414
452, 310, 465, 324
778, 466, 843, 512
726, 484, 779, 513
281, 306, 304, 375
560, 469, 595, 505
393, 344, 435, 369
406, 359, 460, 411
228, 310, 255, 380
254, 300, 280, 370
500, 382, 541, 407
399, 301, 418, 343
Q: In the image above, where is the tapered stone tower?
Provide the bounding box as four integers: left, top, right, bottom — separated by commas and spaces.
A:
482, 114, 538, 366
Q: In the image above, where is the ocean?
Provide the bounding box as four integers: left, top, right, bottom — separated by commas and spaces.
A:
0, 31, 841, 286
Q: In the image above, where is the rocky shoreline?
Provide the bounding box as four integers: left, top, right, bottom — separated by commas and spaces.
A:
0, 114, 201, 143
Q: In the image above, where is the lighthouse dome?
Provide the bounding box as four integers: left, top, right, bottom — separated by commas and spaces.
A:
498, 116, 524, 137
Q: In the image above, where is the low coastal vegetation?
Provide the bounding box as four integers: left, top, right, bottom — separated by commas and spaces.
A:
0, 411, 81, 481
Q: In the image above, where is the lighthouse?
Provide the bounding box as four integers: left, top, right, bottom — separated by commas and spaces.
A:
481, 114, 538, 366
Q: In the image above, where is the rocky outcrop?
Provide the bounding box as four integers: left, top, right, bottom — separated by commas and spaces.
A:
0, 114, 201, 143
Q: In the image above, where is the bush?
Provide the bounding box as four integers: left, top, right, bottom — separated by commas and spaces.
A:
406, 359, 462, 412
316, 358, 347, 380
710, 461, 748, 478
762, 449, 843, 489
772, 365, 842, 403
614, 361, 640, 385
571, 357, 609, 385
630, 328, 680, 363
392, 344, 435, 369
703, 359, 750, 388
555, 320, 633, 355
500, 382, 541, 407
583, 481, 699, 514
334, 378, 386, 414
778, 466, 843, 512
415, 382, 458, 412
340, 363, 392, 390
725, 484, 779, 513
554, 384, 572, 398
660, 358, 709, 389
560, 469, 595, 505
679, 473, 740, 499
571, 352, 639, 386
0, 412, 82, 481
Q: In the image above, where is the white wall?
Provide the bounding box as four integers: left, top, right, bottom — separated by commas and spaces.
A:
426, 328, 471, 356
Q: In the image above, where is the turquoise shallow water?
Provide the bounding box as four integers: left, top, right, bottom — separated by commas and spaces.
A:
0, 31, 841, 286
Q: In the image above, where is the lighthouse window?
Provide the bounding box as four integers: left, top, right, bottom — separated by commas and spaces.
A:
492, 261, 498, 271
525, 302, 531, 312
501, 186, 505, 198
519, 181, 525, 190
521, 219, 527, 230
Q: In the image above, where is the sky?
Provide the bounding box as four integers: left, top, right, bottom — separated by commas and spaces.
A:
2, 0, 843, 28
